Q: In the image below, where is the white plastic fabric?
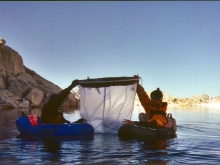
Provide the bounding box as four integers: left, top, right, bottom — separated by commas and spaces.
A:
79, 84, 137, 133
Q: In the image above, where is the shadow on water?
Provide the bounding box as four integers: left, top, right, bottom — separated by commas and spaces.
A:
117, 135, 178, 165
41, 140, 62, 154
141, 138, 177, 164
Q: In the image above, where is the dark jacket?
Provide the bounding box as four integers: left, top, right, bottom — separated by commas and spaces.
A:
41, 85, 72, 124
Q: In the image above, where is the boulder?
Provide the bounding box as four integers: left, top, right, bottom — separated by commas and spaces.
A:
0, 89, 29, 108
16, 72, 39, 88
0, 43, 25, 76
0, 63, 6, 77
214, 95, 220, 102
0, 76, 8, 89
26, 88, 45, 106
0, 38, 6, 45
0, 64, 8, 89
7, 73, 28, 96
61, 92, 79, 107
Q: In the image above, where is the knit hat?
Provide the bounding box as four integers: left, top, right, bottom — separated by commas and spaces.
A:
150, 88, 163, 100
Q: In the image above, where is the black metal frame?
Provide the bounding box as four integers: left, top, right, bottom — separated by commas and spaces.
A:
78, 76, 140, 87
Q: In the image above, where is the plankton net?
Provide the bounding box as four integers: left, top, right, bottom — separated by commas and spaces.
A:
78, 76, 140, 133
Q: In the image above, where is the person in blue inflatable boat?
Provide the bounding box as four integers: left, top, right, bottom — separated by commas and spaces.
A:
123, 84, 168, 129
41, 79, 79, 124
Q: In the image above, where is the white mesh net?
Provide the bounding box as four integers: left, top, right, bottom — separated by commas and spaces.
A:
79, 83, 138, 133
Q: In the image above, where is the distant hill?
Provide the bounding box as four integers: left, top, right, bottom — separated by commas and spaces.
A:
135, 91, 220, 106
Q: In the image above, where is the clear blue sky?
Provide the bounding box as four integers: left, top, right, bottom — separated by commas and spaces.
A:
1, 2, 220, 98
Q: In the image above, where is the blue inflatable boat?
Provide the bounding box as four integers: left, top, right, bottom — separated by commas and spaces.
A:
16, 115, 94, 140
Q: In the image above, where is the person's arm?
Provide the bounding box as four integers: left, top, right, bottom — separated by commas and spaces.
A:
136, 84, 151, 114
42, 80, 79, 111
55, 79, 79, 107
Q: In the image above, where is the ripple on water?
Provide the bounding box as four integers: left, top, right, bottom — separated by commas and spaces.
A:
1, 107, 220, 164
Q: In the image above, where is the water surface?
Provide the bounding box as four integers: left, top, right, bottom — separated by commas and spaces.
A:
0, 105, 220, 164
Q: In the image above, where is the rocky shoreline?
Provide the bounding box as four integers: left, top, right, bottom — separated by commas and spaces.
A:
0, 38, 79, 108
0, 38, 219, 108
135, 95, 220, 107
163, 92, 220, 106
134, 89, 220, 107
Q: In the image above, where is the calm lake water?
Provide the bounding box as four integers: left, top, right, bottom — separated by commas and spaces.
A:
0, 105, 220, 164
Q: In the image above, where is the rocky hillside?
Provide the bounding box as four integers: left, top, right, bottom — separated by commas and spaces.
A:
0, 38, 218, 109
0, 38, 79, 108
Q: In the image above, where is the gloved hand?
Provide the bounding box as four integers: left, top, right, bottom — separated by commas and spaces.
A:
64, 119, 71, 124
134, 74, 140, 84
70, 79, 79, 88
136, 84, 142, 96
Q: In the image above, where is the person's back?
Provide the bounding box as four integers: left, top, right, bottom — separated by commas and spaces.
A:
41, 80, 78, 124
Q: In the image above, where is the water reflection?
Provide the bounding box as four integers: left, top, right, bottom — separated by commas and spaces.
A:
1, 106, 220, 164
144, 160, 167, 165
42, 140, 61, 153
141, 140, 169, 164
0, 108, 24, 140
142, 140, 170, 165
143, 140, 169, 150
